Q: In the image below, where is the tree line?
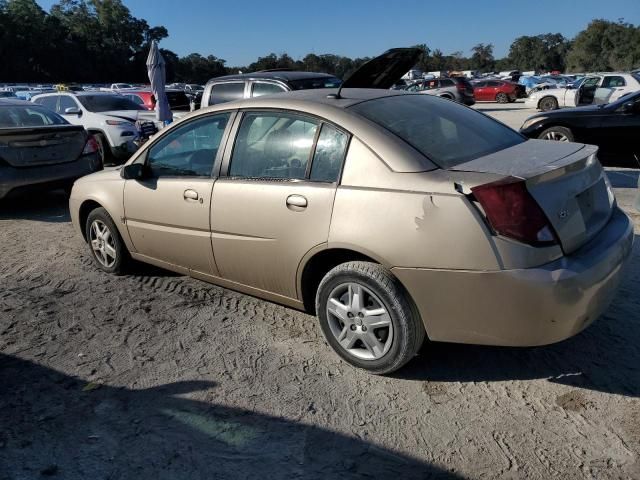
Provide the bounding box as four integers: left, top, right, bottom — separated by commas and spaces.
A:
1, 0, 638, 84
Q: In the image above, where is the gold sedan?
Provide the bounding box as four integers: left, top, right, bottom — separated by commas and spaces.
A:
69, 86, 633, 374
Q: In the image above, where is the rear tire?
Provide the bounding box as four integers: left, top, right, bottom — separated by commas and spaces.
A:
85, 207, 129, 275
496, 92, 509, 103
316, 261, 425, 375
538, 126, 574, 142
538, 96, 559, 112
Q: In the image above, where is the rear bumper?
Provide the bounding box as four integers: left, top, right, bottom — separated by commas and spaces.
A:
0, 153, 100, 199
393, 207, 634, 346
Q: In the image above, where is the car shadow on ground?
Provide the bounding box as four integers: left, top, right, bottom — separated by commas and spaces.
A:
0, 189, 70, 222
394, 236, 640, 398
0, 354, 462, 479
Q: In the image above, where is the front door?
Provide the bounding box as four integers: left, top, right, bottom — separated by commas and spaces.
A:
211, 111, 349, 299
596, 96, 640, 162
123, 112, 233, 274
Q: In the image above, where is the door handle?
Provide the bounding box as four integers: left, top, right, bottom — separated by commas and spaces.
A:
286, 194, 307, 209
183, 189, 199, 201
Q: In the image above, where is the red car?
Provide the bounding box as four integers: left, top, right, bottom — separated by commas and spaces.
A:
122, 91, 156, 110
472, 80, 518, 103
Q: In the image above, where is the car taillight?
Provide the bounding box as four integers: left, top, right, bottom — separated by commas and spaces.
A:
83, 135, 99, 155
471, 178, 558, 246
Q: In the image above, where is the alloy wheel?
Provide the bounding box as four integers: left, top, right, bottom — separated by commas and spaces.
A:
326, 282, 393, 360
543, 131, 569, 142
89, 219, 117, 268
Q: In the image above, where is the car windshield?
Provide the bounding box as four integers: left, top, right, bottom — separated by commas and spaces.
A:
0, 104, 68, 128
288, 77, 342, 90
77, 95, 145, 112
350, 94, 525, 168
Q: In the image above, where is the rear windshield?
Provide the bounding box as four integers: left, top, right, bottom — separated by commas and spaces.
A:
350, 94, 525, 168
289, 77, 342, 90
77, 95, 146, 112
0, 105, 68, 128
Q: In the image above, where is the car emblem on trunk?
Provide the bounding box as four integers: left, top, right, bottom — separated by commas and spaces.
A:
558, 209, 568, 219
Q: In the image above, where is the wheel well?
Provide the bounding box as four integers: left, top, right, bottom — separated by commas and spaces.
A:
300, 248, 378, 314
78, 200, 103, 241
439, 93, 453, 99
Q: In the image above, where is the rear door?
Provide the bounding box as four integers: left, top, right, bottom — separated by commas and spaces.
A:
123, 112, 233, 274
210, 110, 349, 299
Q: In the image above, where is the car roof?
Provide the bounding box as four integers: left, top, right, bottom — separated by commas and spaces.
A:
190, 88, 437, 173
207, 71, 337, 84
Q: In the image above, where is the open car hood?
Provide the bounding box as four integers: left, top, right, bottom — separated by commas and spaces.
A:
340, 48, 422, 90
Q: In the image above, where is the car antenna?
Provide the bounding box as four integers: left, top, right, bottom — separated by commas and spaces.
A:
327, 82, 345, 100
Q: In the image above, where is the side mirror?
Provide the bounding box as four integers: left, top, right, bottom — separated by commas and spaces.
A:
64, 107, 81, 115
120, 163, 148, 180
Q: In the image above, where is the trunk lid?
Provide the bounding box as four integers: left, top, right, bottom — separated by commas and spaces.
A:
452, 139, 614, 253
0, 125, 87, 167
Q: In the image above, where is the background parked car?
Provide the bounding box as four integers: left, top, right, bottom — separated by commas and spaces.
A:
404, 77, 475, 105
32, 92, 155, 166
526, 73, 640, 111
123, 89, 193, 117
520, 90, 640, 167
0, 99, 100, 199
200, 71, 342, 108
472, 80, 519, 103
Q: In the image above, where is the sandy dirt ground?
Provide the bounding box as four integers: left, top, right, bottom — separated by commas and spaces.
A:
0, 163, 639, 476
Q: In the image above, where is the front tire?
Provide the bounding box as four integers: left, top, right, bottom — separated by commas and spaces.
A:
85, 207, 129, 274
538, 96, 559, 112
538, 126, 574, 142
316, 261, 425, 375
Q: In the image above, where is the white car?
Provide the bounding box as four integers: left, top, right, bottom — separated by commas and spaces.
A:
525, 73, 640, 111
32, 92, 155, 165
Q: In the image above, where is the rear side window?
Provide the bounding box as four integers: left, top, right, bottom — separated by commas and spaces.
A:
439, 79, 455, 87
602, 76, 626, 88
34, 96, 58, 111
252, 82, 287, 97
350, 95, 524, 168
209, 83, 245, 105
310, 124, 348, 183
487, 81, 502, 87
229, 112, 319, 179
0, 105, 68, 127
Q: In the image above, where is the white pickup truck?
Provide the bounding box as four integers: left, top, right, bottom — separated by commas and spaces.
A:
526, 73, 640, 111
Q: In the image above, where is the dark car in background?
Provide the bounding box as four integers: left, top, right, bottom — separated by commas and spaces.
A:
404, 77, 475, 105
200, 71, 342, 107
472, 80, 520, 103
520, 90, 640, 167
123, 89, 192, 114
0, 99, 100, 199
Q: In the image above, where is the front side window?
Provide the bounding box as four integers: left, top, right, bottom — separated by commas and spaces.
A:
229, 112, 319, 179
58, 95, 79, 114
252, 82, 287, 97
350, 95, 524, 169
209, 83, 245, 105
147, 113, 231, 177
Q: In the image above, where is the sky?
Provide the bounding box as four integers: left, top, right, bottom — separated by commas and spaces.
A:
35, 0, 640, 66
